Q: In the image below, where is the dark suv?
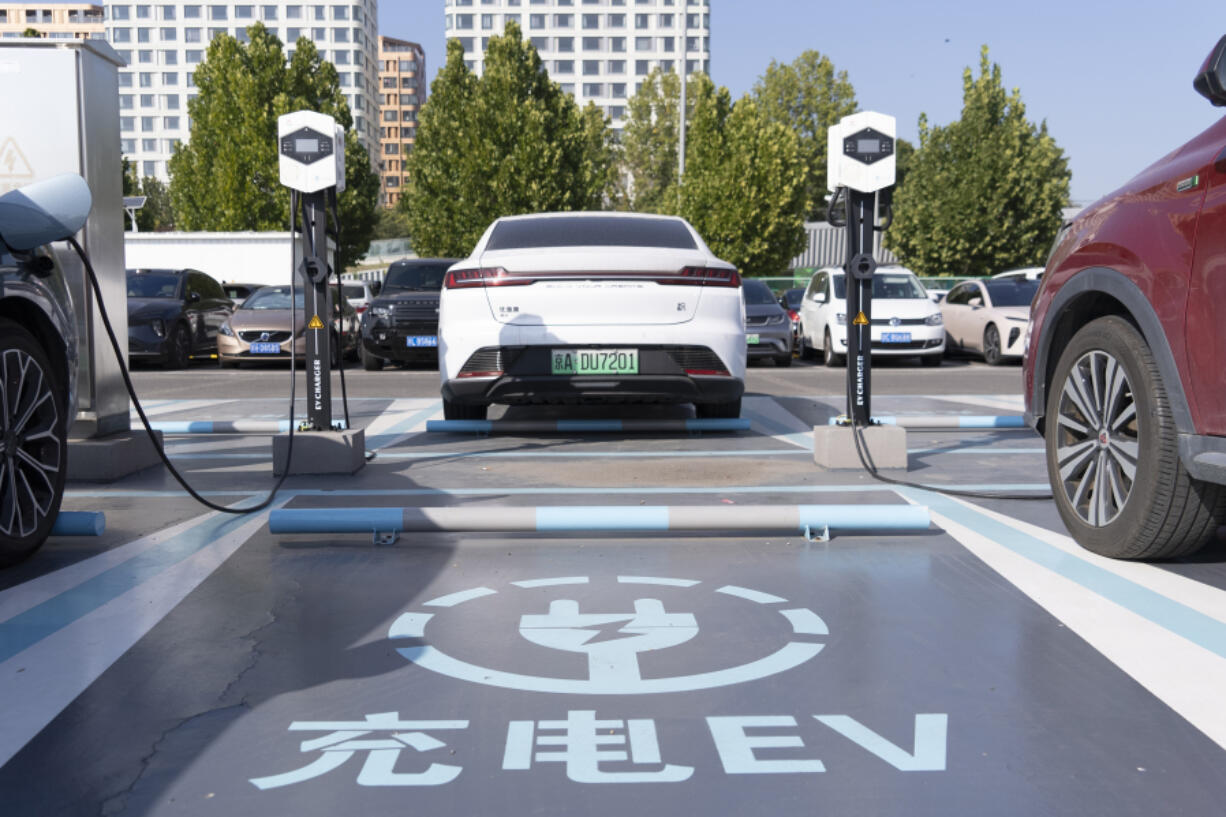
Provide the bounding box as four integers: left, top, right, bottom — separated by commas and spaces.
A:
0, 175, 84, 567
359, 258, 459, 370
1024, 35, 1226, 560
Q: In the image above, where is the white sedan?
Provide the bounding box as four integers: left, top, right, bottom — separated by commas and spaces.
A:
797, 266, 945, 367
438, 212, 746, 420
939, 277, 1039, 364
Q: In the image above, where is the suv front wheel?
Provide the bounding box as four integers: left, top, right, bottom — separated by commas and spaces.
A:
0, 318, 68, 567
1045, 316, 1225, 559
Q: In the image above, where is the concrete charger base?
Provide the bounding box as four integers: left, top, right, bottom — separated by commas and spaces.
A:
272, 428, 366, 476
68, 430, 166, 482
813, 424, 909, 471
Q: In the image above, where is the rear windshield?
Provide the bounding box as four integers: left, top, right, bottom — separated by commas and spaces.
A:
984, 279, 1040, 307
833, 272, 927, 300
343, 285, 367, 299
742, 279, 778, 306
486, 216, 697, 251
382, 262, 452, 292
783, 289, 803, 308
127, 271, 181, 298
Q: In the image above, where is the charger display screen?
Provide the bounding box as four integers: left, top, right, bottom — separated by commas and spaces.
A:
295, 138, 320, 154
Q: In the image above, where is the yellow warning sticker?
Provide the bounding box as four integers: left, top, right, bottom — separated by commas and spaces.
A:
307, 314, 325, 330
853, 311, 869, 326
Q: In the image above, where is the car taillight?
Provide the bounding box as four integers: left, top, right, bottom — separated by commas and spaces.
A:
444, 267, 529, 288
659, 266, 742, 287
787, 309, 799, 322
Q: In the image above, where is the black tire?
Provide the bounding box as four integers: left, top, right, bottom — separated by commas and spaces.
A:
798, 325, 817, 360
163, 323, 191, 370
361, 344, 384, 371
920, 353, 942, 368
0, 319, 68, 568
695, 398, 741, 419
983, 324, 1004, 366
774, 352, 793, 368
443, 399, 487, 421
823, 329, 844, 368
1045, 316, 1226, 560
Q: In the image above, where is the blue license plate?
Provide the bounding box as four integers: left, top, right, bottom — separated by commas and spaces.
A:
250, 342, 281, 354
881, 332, 911, 344
407, 335, 438, 348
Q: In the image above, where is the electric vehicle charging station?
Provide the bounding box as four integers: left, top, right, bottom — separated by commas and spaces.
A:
812, 112, 909, 471
0, 38, 163, 481
271, 110, 364, 475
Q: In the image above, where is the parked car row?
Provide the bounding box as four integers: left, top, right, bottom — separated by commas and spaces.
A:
125, 268, 366, 368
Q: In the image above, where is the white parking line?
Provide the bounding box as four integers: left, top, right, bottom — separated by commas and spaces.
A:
0, 504, 278, 767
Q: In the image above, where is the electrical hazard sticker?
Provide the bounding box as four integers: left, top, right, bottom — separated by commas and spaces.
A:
853, 312, 869, 326
307, 315, 325, 330
0, 137, 34, 194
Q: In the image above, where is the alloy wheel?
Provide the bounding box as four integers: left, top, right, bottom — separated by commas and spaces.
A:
0, 347, 62, 540
1053, 350, 1138, 526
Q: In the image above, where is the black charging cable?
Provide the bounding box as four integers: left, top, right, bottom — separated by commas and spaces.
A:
67, 236, 297, 515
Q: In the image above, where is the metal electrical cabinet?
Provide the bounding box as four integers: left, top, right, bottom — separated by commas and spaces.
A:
0, 39, 129, 437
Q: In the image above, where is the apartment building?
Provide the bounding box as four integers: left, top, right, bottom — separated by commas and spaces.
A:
103, 1, 381, 183
377, 35, 424, 208
443, 0, 710, 134
0, 3, 105, 38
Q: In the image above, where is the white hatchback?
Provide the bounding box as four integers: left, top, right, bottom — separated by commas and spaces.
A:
438, 212, 747, 420
797, 265, 945, 367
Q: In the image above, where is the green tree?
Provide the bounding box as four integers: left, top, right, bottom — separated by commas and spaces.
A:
21, 27, 40, 37
679, 81, 807, 276
619, 68, 683, 213
886, 46, 1070, 277
404, 25, 616, 256
122, 160, 175, 231
168, 23, 379, 269
373, 205, 412, 241
752, 51, 857, 220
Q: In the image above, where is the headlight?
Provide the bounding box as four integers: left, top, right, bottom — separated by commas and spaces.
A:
925, 313, 944, 326
151, 318, 165, 338
219, 322, 234, 337
370, 304, 393, 319
764, 314, 787, 326
836, 312, 847, 325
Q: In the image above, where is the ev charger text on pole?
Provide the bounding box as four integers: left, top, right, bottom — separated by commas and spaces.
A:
278, 110, 345, 432
826, 112, 896, 427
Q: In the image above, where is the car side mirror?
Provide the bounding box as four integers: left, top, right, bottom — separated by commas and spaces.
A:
189, 291, 201, 303
1194, 34, 1226, 106
814, 292, 827, 303
969, 296, 983, 307
0, 173, 92, 251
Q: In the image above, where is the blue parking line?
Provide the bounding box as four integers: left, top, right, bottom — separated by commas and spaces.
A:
740, 405, 812, 449
0, 510, 260, 664
364, 401, 442, 449
900, 487, 1226, 661
161, 448, 812, 461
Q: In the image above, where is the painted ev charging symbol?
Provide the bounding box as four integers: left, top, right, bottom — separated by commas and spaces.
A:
519, 599, 699, 686
388, 576, 828, 695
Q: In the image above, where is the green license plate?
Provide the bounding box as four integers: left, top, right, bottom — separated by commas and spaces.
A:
551, 348, 639, 376
746, 333, 760, 344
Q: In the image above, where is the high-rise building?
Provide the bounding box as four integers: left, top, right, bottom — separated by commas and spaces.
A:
443, 0, 710, 136
103, 2, 381, 183
376, 35, 424, 208
0, 3, 105, 39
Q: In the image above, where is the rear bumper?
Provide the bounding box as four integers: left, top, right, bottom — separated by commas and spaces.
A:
443, 373, 744, 407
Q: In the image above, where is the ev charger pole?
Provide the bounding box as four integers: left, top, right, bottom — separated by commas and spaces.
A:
278, 111, 346, 432
826, 112, 896, 427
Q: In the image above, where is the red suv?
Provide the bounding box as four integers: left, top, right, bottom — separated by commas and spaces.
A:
1025, 35, 1226, 560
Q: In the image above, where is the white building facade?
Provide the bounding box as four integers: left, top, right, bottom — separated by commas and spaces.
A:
103, 1, 380, 182
444, 0, 710, 134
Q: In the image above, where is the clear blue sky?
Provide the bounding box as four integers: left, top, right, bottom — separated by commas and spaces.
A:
382, 0, 1226, 205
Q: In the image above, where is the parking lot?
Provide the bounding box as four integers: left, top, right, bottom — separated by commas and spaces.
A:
2, 358, 1225, 816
